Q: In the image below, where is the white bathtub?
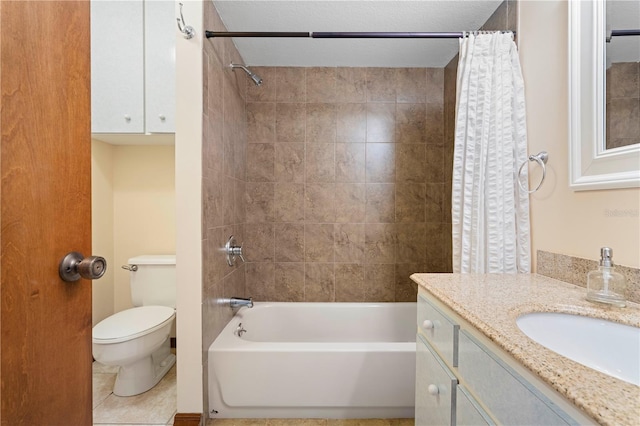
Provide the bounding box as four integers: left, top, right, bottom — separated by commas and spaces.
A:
208, 302, 417, 419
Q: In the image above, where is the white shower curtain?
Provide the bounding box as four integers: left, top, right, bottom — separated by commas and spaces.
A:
452, 32, 530, 273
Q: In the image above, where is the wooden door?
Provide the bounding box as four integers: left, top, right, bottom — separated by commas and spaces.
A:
1, 1, 92, 425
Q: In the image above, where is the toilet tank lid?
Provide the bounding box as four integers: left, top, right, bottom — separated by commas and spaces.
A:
93, 306, 175, 342
128, 254, 175, 265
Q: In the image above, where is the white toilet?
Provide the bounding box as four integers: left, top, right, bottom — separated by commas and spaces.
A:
92, 255, 176, 396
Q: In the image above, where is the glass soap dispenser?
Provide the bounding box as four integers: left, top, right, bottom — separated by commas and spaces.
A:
586, 247, 626, 307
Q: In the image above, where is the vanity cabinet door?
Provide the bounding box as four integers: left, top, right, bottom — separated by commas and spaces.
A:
416, 335, 457, 426
458, 331, 575, 425
418, 295, 460, 366
456, 385, 495, 426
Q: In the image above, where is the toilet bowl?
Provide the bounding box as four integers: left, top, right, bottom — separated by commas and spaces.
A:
93, 305, 176, 396
93, 254, 177, 396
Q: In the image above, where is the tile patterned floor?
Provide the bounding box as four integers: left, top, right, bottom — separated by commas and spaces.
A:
92, 361, 177, 426
93, 360, 413, 426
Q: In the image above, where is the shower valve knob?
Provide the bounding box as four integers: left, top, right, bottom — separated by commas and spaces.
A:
225, 235, 246, 266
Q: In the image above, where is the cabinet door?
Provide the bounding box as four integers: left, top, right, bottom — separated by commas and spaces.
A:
91, 0, 144, 133
416, 335, 457, 426
458, 331, 574, 425
456, 385, 495, 426
418, 295, 460, 366
144, 0, 175, 133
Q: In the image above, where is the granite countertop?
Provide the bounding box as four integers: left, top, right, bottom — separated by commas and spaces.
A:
410, 273, 640, 426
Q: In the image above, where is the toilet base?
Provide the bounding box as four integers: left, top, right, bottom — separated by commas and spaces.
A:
113, 337, 176, 397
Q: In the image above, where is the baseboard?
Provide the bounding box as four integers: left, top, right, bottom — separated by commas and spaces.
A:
172, 412, 203, 426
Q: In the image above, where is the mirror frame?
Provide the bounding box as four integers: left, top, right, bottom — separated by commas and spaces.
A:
569, 0, 640, 191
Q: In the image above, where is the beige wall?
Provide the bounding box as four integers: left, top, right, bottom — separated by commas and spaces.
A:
175, 0, 204, 415
92, 139, 115, 326
113, 145, 176, 311
519, 0, 640, 269
91, 142, 176, 326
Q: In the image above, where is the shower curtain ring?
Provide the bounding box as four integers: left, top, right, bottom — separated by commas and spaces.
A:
518, 151, 548, 194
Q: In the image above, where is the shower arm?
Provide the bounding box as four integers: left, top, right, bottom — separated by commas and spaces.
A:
230, 63, 263, 86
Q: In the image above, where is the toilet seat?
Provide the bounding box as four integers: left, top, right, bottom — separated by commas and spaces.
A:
93, 306, 175, 344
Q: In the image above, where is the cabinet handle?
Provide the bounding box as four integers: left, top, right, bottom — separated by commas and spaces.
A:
428, 384, 439, 395
423, 319, 435, 329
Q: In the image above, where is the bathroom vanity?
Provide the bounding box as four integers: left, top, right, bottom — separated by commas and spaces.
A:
411, 273, 640, 426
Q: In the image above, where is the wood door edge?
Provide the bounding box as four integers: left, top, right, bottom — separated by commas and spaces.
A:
173, 412, 204, 426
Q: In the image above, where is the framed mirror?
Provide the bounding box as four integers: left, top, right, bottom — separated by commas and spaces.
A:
569, 0, 640, 190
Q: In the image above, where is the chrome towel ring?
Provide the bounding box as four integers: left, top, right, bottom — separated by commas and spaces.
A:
518, 151, 548, 194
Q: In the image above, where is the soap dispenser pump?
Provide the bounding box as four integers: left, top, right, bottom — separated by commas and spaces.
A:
586, 247, 626, 307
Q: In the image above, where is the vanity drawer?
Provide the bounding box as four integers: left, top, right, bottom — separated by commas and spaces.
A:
456, 385, 495, 426
416, 334, 457, 426
418, 295, 459, 366
458, 330, 576, 425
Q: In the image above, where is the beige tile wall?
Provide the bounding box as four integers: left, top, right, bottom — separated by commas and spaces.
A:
201, 0, 249, 415
243, 66, 451, 303
606, 62, 640, 149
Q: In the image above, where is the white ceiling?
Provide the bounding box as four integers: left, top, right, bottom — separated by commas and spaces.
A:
211, 1, 505, 67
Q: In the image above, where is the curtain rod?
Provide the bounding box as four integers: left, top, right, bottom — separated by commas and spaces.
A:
606, 29, 640, 43
610, 29, 640, 37
204, 31, 515, 39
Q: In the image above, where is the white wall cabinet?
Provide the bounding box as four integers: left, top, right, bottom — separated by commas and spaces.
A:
415, 291, 595, 426
91, 0, 175, 135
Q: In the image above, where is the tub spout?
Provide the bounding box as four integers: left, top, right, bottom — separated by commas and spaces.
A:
229, 297, 253, 309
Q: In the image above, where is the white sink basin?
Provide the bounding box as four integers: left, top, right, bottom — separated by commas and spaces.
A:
516, 312, 640, 386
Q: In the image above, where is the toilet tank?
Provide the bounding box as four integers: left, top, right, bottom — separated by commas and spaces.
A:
128, 255, 176, 308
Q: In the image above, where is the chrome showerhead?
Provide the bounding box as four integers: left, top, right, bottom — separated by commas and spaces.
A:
230, 63, 263, 86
